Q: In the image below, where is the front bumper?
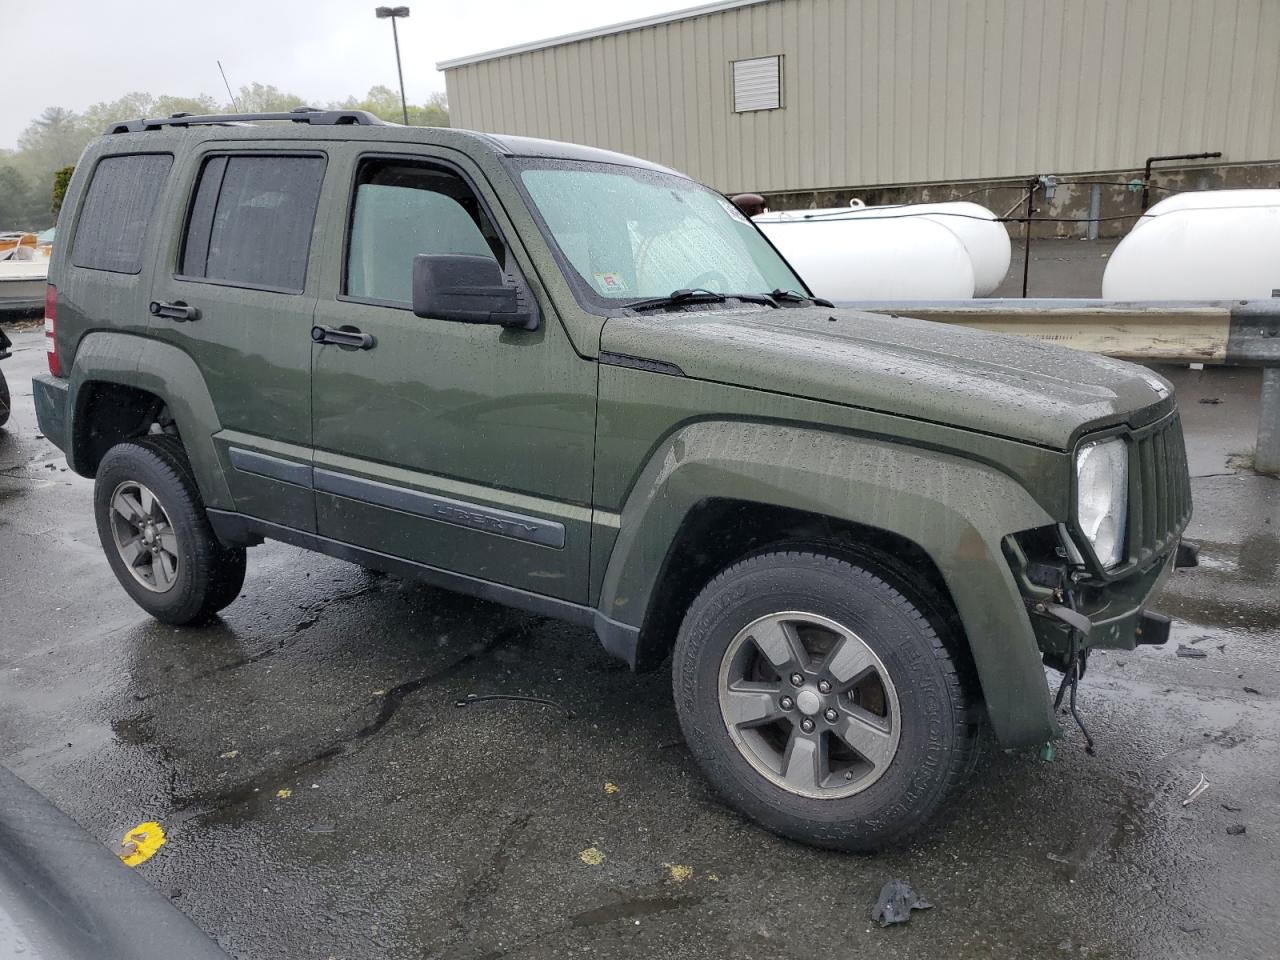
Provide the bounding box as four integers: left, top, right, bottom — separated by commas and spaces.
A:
1006, 527, 1192, 666
1032, 554, 1175, 663
32, 372, 69, 453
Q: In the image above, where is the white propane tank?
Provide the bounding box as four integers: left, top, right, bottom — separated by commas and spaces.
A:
754, 210, 977, 301
1103, 190, 1280, 299
754, 201, 1011, 299
1129, 188, 1280, 232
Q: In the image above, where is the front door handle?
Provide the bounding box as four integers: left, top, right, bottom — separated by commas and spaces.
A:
311, 325, 375, 350
149, 300, 199, 322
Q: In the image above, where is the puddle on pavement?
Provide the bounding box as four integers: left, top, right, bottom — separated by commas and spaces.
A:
1191, 534, 1280, 583
570, 895, 703, 927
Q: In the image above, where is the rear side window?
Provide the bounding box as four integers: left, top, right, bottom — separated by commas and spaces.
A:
71, 154, 173, 274
180, 155, 325, 292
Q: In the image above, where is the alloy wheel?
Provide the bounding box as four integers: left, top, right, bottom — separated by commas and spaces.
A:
108, 480, 180, 593
717, 611, 901, 798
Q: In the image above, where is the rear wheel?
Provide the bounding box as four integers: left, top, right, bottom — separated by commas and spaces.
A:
94, 436, 246, 625
0, 367, 10, 427
673, 549, 979, 851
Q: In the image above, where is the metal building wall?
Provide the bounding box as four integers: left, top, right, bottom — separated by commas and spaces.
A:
442, 0, 1280, 194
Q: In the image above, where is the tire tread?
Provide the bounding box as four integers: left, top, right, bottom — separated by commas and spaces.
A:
94, 435, 245, 624
673, 549, 980, 851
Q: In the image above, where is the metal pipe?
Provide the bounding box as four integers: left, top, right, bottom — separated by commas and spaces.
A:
376, 6, 412, 126
391, 16, 409, 125
1086, 184, 1101, 241
1021, 178, 1037, 298
1258, 367, 1280, 475
1142, 151, 1223, 209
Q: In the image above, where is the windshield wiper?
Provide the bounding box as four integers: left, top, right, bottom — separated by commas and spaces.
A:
770, 288, 835, 308
627, 288, 778, 312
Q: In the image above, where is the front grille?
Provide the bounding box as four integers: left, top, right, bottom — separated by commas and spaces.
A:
1127, 412, 1192, 569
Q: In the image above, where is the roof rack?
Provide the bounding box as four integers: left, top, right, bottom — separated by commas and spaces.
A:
105, 106, 388, 135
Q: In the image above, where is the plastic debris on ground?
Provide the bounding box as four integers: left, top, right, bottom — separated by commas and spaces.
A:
117, 821, 166, 866
871, 880, 933, 927
1176, 644, 1208, 659
1182, 774, 1210, 806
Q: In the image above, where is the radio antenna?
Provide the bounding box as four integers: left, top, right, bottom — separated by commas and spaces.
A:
217, 60, 241, 112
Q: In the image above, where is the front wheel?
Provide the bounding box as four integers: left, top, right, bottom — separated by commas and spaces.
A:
673, 550, 979, 851
0, 367, 10, 427
94, 435, 246, 625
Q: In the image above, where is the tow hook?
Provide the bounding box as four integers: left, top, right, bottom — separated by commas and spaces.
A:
1175, 540, 1200, 568
1135, 610, 1172, 646
1043, 598, 1096, 756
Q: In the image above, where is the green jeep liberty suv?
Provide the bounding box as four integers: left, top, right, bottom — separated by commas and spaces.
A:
32, 110, 1192, 850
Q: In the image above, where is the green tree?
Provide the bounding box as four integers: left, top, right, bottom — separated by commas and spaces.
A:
14, 107, 85, 184
413, 91, 450, 128
332, 87, 449, 127
80, 92, 221, 133
2, 83, 448, 227
51, 165, 75, 217
234, 83, 306, 113
0, 163, 36, 228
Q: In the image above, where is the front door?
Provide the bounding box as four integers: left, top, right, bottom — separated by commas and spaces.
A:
309, 148, 596, 603
148, 145, 333, 531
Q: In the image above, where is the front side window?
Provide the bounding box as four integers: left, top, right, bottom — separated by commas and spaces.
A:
71, 153, 173, 274
515, 159, 803, 307
345, 158, 503, 306
180, 154, 325, 292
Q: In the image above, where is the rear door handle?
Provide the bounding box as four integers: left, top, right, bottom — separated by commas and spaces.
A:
311, 325, 375, 350
149, 300, 199, 322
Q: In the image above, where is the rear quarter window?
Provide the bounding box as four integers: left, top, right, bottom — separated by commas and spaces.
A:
179, 154, 326, 293
70, 153, 174, 274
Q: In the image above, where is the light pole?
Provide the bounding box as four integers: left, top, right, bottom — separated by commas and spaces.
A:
375, 6, 411, 125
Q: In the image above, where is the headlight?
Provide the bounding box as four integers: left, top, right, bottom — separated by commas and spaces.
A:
1076, 438, 1128, 568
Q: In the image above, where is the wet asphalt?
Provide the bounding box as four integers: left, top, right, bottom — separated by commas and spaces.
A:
1, 319, 1277, 960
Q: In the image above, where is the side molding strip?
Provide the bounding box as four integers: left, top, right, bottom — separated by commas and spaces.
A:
313, 468, 566, 549
206, 510, 639, 665
228, 447, 313, 488
598, 351, 685, 377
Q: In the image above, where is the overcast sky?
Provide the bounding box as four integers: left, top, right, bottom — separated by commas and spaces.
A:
0, 0, 685, 148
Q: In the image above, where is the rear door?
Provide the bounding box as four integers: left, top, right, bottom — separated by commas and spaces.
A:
308, 145, 597, 602
148, 144, 333, 531
57, 150, 178, 345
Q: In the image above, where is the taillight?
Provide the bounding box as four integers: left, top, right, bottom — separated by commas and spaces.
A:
45, 284, 61, 377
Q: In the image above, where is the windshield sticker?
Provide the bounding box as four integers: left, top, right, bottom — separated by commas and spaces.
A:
594, 272, 629, 293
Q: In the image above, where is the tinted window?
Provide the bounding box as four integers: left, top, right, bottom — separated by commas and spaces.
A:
345, 159, 500, 305
181, 155, 325, 292
71, 154, 173, 274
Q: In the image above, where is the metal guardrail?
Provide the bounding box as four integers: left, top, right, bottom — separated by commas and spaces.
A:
0, 301, 43, 323
839, 298, 1280, 473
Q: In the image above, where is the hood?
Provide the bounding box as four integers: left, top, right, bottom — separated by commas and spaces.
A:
600, 305, 1174, 450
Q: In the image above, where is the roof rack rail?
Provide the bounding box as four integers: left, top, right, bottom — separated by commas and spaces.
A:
105, 106, 389, 135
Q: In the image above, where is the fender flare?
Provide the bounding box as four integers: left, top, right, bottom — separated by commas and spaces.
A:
597, 419, 1060, 748
67, 332, 234, 509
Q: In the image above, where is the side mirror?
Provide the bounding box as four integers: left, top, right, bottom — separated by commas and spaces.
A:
411, 254, 539, 330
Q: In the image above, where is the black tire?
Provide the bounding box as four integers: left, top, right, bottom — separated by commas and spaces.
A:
94, 435, 246, 625
0, 367, 10, 428
672, 550, 979, 852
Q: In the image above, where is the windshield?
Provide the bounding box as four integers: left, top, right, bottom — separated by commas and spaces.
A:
515, 159, 805, 305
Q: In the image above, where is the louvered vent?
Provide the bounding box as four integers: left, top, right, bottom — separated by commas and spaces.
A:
732, 56, 781, 112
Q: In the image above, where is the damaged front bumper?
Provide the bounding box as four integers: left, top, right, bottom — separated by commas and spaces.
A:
1005, 525, 1198, 668
1005, 526, 1197, 752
